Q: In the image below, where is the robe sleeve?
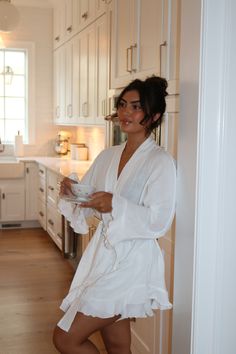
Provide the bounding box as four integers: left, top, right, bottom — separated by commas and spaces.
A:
58, 154, 102, 228
107, 154, 176, 243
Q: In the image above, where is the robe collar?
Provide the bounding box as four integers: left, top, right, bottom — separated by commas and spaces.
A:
105, 136, 156, 193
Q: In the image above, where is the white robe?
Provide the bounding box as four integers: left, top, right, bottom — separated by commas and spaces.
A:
57, 136, 176, 332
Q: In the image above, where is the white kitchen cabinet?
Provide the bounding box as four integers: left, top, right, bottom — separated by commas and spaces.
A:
0, 179, 25, 222
53, 0, 79, 48
54, 41, 79, 125
54, 46, 66, 124
46, 170, 63, 250
77, 13, 108, 126
25, 162, 38, 221
53, 0, 65, 49
131, 316, 157, 354
38, 197, 46, 230
37, 165, 63, 248
37, 164, 47, 229
80, 216, 100, 254
78, 0, 96, 31
47, 170, 62, 207
78, 23, 96, 124
53, 0, 106, 49
53, 1, 109, 127
94, 13, 108, 124
47, 203, 63, 251
110, 0, 167, 88
96, 0, 107, 18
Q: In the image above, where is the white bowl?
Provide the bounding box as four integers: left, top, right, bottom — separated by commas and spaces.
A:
71, 183, 95, 201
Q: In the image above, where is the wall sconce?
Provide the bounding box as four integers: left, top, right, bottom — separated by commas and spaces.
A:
3, 65, 14, 84
0, 0, 20, 32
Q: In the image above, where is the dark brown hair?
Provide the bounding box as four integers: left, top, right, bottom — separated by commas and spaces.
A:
116, 76, 168, 133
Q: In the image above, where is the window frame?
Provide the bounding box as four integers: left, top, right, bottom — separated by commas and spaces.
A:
0, 41, 35, 145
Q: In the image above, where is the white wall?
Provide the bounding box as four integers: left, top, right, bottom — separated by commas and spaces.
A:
172, 0, 201, 351
172, 0, 236, 353
1, 5, 76, 156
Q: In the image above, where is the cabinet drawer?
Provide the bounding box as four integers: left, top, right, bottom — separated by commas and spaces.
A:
38, 164, 46, 179
47, 171, 61, 207
38, 175, 46, 201
47, 203, 63, 250
38, 198, 46, 230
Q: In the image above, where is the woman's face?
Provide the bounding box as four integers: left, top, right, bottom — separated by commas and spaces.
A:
117, 90, 147, 136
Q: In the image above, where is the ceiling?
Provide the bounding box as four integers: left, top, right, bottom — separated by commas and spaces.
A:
12, 0, 54, 8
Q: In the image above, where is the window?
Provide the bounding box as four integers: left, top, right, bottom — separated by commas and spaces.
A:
0, 42, 35, 144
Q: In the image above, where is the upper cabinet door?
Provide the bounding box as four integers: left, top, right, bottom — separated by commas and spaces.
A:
78, 0, 96, 31
95, 0, 107, 18
110, 0, 134, 88
53, 0, 65, 48
110, 0, 167, 88
132, 0, 165, 80
79, 24, 96, 125
53, 46, 66, 124
94, 14, 108, 125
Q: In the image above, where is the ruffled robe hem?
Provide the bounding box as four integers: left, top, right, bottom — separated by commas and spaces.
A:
57, 287, 172, 332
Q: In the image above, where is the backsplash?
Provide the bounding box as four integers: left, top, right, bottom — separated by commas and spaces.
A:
74, 126, 105, 161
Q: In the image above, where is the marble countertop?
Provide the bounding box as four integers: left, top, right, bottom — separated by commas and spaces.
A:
19, 156, 92, 180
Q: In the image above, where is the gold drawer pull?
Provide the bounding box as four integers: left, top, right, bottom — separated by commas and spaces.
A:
82, 12, 88, 19
48, 186, 54, 191
39, 187, 44, 193
39, 211, 44, 217
48, 219, 54, 226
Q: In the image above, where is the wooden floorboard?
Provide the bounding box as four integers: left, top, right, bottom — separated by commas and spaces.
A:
0, 228, 106, 354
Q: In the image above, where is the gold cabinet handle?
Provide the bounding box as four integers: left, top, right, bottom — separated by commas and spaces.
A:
82, 102, 88, 117
159, 41, 167, 76
67, 104, 73, 118
82, 12, 88, 19
66, 26, 72, 33
126, 46, 132, 73
39, 187, 44, 193
57, 232, 62, 239
48, 186, 54, 191
56, 105, 60, 118
55, 36, 60, 42
48, 219, 54, 226
131, 43, 137, 72
39, 211, 44, 217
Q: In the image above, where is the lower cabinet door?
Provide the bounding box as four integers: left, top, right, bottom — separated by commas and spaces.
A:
47, 203, 63, 250
0, 183, 25, 222
38, 197, 46, 230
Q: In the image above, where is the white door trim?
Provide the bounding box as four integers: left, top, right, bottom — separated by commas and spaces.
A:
172, 0, 236, 353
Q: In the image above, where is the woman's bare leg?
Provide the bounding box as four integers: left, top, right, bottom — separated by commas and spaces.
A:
53, 312, 120, 354
101, 318, 131, 354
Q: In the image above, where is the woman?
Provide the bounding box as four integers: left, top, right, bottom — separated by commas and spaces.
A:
53, 76, 176, 354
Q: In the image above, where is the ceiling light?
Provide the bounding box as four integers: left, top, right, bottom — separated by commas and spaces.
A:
0, 35, 5, 48
0, 0, 20, 33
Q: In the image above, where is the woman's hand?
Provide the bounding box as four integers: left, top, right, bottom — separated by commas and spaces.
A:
80, 192, 113, 213
59, 177, 77, 197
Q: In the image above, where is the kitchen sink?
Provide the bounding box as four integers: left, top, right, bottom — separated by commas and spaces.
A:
0, 157, 24, 178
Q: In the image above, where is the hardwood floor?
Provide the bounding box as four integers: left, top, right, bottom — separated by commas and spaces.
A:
0, 228, 106, 354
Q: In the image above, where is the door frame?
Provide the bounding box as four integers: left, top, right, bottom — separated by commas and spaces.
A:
172, 0, 236, 353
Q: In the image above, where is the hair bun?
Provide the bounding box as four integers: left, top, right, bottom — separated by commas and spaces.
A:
145, 76, 168, 97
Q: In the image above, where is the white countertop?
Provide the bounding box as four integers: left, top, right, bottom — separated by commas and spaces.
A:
19, 156, 92, 180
